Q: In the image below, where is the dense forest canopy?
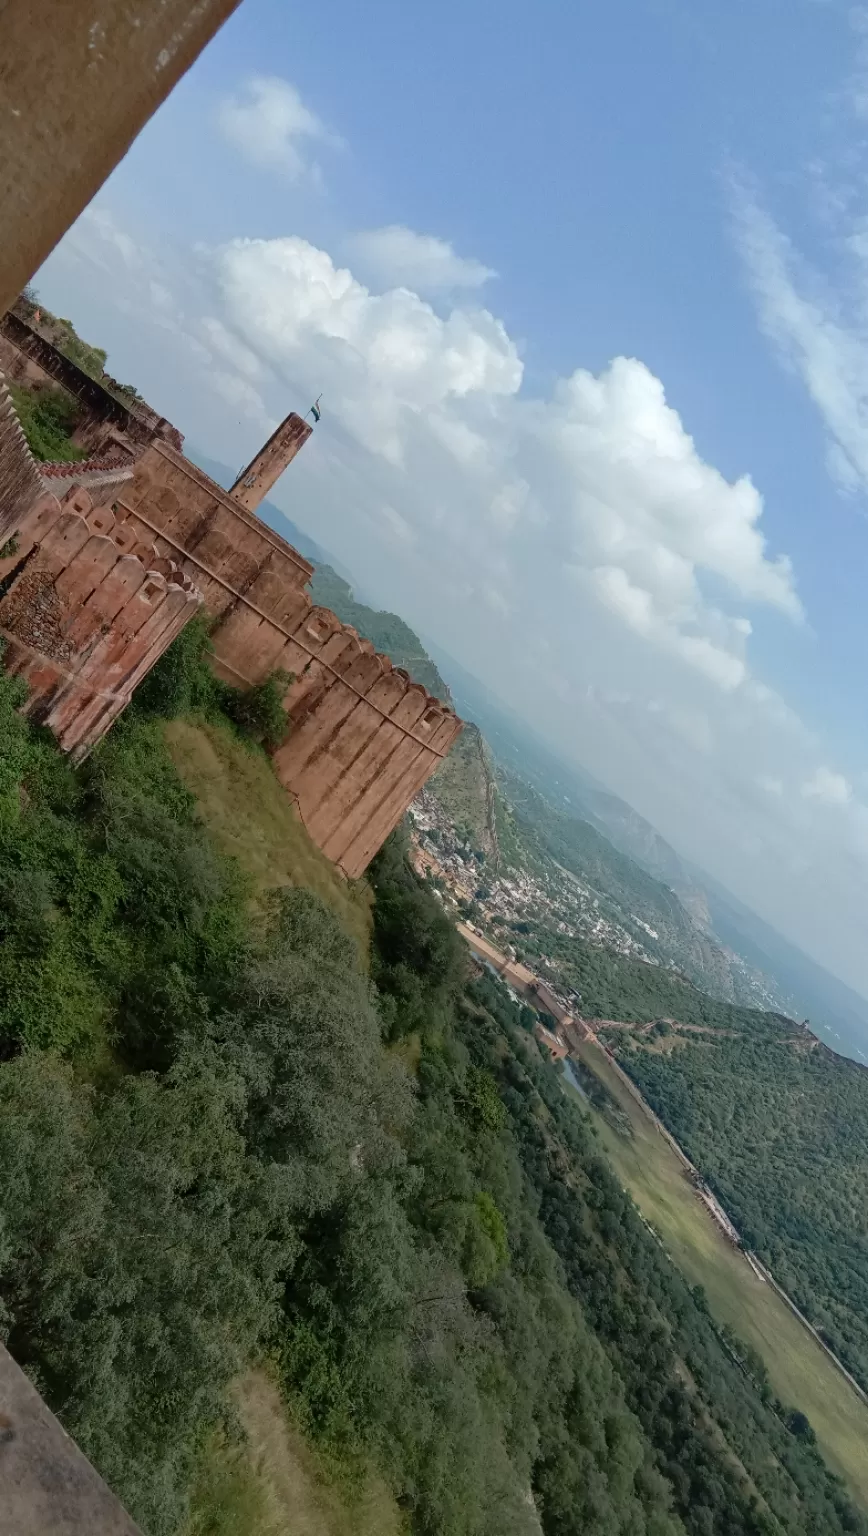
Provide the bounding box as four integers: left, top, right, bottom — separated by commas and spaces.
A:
0, 625, 862, 1535
608, 1009, 868, 1398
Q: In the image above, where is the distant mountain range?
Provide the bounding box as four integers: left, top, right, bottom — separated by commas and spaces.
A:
424, 637, 868, 1058
185, 449, 868, 1060
693, 873, 868, 1063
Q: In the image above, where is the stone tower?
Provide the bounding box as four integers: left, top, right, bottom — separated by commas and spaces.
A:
229, 411, 312, 512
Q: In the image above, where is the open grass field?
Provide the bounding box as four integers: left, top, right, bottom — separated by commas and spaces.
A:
571, 1037, 868, 1508
164, 718, 374, 962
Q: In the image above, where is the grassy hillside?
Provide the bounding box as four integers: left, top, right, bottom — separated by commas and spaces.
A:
498, 764, 728, 976
571, 1037, 868, 1506
186, 1370, 403, 1536
9, 381, 86, 462
0, 623, 863, 1535
495, 763, 790, 1010
428, 722, 497, 855
424, 728, 787, 1010
164, 717, 372, 959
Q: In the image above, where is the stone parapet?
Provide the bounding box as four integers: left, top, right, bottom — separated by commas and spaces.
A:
0, 485, 201, 760
0, 1342, 141, 1536
0, 373, 44, 546
0, 312, 184, 456
40, 456, 135, 508
119, 447, 463, 878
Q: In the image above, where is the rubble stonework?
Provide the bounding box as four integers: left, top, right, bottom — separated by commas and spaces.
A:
0, 485, 201, 759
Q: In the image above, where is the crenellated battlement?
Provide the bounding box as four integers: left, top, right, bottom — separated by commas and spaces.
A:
115, 441, 463, 877
0, 373, 45, 544
0, 484, 201, 759
0, 382, 462, 876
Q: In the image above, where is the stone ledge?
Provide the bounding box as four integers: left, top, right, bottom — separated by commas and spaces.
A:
0, 1343, 141, 1535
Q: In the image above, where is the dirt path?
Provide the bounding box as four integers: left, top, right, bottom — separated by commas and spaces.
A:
233, 1372, 403, 1536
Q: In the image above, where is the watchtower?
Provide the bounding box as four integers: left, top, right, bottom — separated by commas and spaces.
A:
229, 411, 313, 512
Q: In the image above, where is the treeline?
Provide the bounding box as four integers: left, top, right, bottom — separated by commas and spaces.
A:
467, 973, 864, 1535
0, 627, 863, 1534
518, 911, 781, 1032
616, 1013, 868, 1396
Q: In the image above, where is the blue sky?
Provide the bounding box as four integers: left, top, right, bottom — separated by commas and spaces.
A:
34, 0, 868, 997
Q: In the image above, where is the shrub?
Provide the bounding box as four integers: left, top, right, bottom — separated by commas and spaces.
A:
9, 383, 86, 462
132, 616, 292, 749
220, 668, 292, 750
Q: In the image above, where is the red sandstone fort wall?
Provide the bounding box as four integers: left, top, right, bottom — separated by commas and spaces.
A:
119, 443, 314, 616
0, 311, 184, 458
0, 375, 45, 545
0, 406, 462, 877
0, 485, 201, 759
119, 443, 463, 878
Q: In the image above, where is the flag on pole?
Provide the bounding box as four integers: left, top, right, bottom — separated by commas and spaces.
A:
309, 396, 322, 423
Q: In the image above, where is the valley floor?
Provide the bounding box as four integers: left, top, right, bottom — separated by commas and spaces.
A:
570, 1037, 868, 1508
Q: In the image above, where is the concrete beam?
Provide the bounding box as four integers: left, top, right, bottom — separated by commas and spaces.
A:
0, 1342, 140, 1535
0, 0, 242, 312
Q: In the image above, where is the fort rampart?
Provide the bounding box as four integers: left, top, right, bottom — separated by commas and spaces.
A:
119, 442, 463, 878
0, 369, 462, 877
0, 375, 45, 544
0, 482, 201, 759
0, 311, 184, 458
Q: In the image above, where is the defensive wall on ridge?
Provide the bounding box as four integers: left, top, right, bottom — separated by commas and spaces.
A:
0, 480, 201, 759
118, 440, 463, 878
0, 309, 463, 878
0, 310, 185, 459
0, 374, 45, 540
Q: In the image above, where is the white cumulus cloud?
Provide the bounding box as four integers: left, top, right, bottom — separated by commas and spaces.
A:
801, 766, 852, 805
349, 226, 496, 294
46, 210, 803, 703
545, 357, 800, 620
213, 235, 521, 461
203, 235, 802, 693
218, 78, 336, 180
